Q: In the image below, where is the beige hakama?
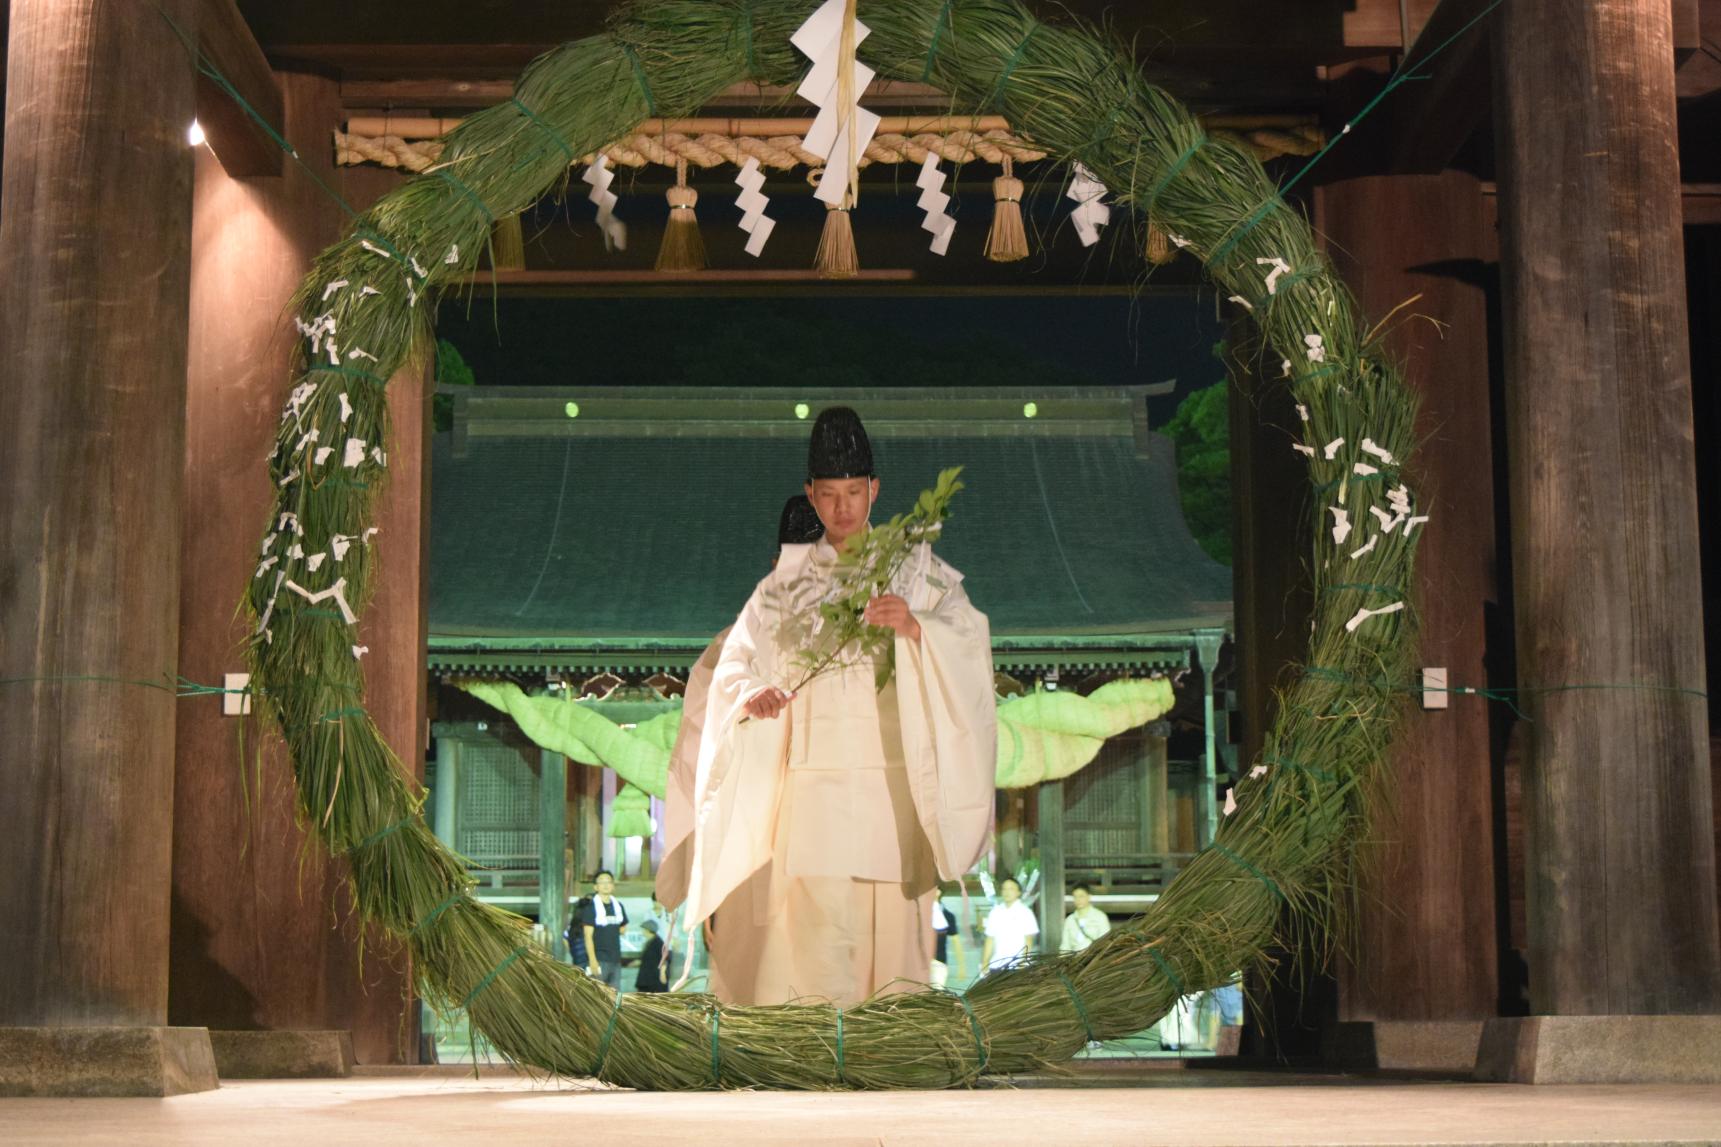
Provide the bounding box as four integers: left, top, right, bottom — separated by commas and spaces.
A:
674, 540, 996, 1008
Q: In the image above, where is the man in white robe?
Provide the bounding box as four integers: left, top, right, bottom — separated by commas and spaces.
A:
679, 408, 997, 1007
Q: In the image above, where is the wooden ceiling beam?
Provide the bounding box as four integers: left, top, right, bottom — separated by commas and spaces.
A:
197, 0, 283, 177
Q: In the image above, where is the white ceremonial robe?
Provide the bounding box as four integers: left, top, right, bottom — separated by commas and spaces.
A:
683, 540, 996, 1006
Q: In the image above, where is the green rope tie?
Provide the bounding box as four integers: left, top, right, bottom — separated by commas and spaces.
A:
922, 0, 955, 81
707, 1005, 723, 1086
1144, 134, 1206, 213
318, 706, 366, 723
1314, 471, 1388, 494
306, 362, 388, 387
955, 992, 989, 1075
737, 0, 758, 78
1267, 266, 1322, 301
621, 43, 658, 116
1263, 755, 1337, 784
319, 478, 371, 490
1210, 842, 1287, 904
461, 944, 528, 1010
1145, 943, 1184, 995
1291, 361, 1350, 385
590, 987, 627, 1078
349, 817, 414, 853
510, 97, 575, 166
352, 225, 411, 269
1055, 969, 1097, 1043
988, 26, 1037, 112
410, 890, 466, 936
299, 608, 348, 621
833, 1007, 846, 1084
433, 168, 495, 226
1205, 194, 1282, 269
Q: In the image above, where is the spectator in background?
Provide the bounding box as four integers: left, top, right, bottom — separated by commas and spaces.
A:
635, 920, 668, 993
581, 870, 629, 989
1059, 882, 1112, 954
980, 876, 1038, 973
929, 891, 967, 988
566, 894, 593, 970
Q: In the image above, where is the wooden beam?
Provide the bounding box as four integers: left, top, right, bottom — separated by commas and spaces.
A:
196, 0, 282, 177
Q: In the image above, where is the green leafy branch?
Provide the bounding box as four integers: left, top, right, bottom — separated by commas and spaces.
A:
783, 467, 965, 695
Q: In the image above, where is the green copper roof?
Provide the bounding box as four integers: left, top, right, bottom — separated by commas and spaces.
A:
429, 387, 1232, 655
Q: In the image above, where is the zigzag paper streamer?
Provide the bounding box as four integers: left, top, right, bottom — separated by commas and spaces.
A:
734, 156, 776, 257
580, 155, 627, 250
792, 0, 881, 207
1066, 163, 1111, 246
916, 152, 956, 255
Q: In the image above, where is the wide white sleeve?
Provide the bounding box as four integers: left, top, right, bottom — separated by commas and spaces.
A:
894, 552, 998, 881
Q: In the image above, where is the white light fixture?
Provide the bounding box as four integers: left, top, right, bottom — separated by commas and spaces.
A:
187, 120, 206, 147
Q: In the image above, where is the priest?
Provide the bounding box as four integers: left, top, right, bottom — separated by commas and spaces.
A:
682, 407, 997, 1006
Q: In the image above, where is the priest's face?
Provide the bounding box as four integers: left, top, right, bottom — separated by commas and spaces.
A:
999, 878, 1022, 904
805, 476, 878, 548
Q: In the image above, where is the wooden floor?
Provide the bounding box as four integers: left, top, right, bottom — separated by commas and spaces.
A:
2, 1064, 1719, 1146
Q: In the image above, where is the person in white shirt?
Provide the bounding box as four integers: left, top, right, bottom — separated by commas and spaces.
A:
980, 876, 1039, 972
1059, 882, 1112, 954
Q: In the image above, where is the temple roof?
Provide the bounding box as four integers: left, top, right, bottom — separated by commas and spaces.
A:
428, 386, 1232, 668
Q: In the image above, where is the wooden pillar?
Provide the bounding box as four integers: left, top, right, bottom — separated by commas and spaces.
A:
1036, 780, 1066, 956
169, 71, 425, 1065
1492, 0, 1721, 1018
433, 736, 461, 846
1315, 171, 1500, 1068
540, 751, 569, 961
1194, 629, 1225, 849
1144, 724, 1171, 856
0, 0, 198, 1031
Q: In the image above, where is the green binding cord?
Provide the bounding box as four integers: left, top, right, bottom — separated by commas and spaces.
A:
621, 43, 658, 117
510, 97, 575, 165
434, 169, 495, 226
1144, 134, 1206, 214
708, 1005, 723, 1086
1145, 944, 1183, 995
921, 0, 955, 81
955, 992, 989, 1075
318, 706, 366, 723
1322, 582, 1404, 597
1205, 194, 1281, 269
350, 817, 414, 853
461, 944, 528, 1010
1210, 842, 1287, 904
1055, 969, 1096, 1043
988, 26, 1037, 112
410, 890, 466, 937
737, 0, 758, 78
307, 363, 389, 387
834, 1008, 846, 1084
590, 987, 627, 1078
1263, 755, 1337, 784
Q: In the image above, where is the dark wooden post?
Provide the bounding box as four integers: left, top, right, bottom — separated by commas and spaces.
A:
1316, 171, 1500, 1072
540, 751, 569, 961
1481, 0, 1721, 1080
0, 0, 217, 1095
1036, 780, 1066, 958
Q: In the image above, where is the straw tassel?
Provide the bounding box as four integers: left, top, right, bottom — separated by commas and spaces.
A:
985, 156, 1028, 263
1145, 218, 1175, 265
490, 214, 526, 271
815, 197, 859, 278
655, 159, 706, 273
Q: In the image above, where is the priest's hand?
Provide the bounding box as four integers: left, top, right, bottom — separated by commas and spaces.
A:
864, 594, 921, 641
743, 686, 792, 720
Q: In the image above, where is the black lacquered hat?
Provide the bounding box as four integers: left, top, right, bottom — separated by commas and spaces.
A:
777, 494, 825, 545
806, 406, 874, 480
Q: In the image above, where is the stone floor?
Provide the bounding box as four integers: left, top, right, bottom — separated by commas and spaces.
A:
1, 1064, 1718, 1146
